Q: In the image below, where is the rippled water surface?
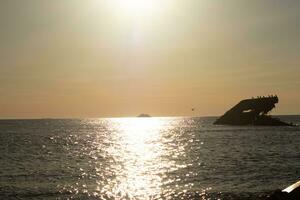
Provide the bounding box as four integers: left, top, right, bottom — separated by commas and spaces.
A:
0, 116, 299, 199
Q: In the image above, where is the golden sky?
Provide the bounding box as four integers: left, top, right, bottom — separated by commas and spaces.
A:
0, 0, 300, 118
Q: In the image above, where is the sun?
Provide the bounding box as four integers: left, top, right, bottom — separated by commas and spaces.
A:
113, 0, 164, 19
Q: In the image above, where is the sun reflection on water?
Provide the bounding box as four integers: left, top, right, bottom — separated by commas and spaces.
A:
103, 118, 170, 199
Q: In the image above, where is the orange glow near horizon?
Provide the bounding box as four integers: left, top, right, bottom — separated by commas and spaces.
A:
0, 0, 300, 118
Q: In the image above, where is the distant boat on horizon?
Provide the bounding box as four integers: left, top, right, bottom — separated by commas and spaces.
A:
137, 114, 151, 118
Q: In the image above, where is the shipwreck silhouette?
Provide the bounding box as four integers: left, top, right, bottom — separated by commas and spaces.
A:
214, 95, 292, 126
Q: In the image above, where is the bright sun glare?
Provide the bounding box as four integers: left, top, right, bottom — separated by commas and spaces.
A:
113, 0, 164, 19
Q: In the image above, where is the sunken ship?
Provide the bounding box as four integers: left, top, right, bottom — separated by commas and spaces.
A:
214, 95, 292, 126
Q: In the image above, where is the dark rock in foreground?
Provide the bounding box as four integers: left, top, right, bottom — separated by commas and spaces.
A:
267, 181, 300, 200
214, 95, 292, 126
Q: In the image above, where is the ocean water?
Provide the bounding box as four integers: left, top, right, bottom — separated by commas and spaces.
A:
0, 116, 299, 200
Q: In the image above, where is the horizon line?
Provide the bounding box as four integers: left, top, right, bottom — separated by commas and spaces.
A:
0, 114, 299, 120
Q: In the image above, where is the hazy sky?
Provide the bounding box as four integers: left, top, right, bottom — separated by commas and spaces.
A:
0, 0, 299, 118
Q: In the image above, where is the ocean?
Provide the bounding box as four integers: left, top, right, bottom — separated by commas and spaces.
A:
0, 116, 299, 200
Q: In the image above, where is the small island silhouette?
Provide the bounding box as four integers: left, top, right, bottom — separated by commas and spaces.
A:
137, 114, 151, 118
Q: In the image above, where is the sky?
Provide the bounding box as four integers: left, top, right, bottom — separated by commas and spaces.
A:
0, 0, 300, 118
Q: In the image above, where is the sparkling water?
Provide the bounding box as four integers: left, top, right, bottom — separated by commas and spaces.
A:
0, 116, 299, 199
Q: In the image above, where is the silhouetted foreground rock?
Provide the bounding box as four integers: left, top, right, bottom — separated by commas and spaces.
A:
267, 181, 300, 200
214, 95, 292, 126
